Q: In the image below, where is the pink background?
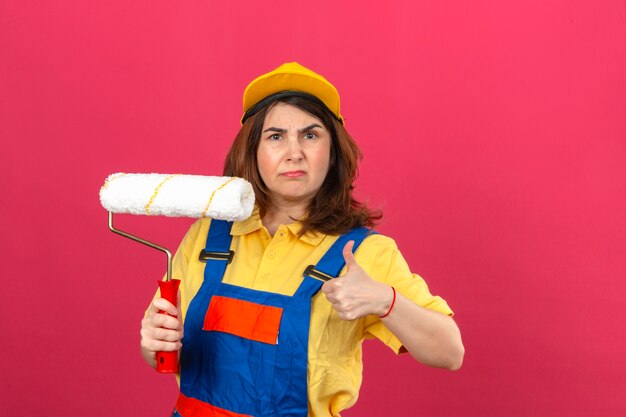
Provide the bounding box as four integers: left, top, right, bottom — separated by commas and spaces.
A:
2, 1, 625, 416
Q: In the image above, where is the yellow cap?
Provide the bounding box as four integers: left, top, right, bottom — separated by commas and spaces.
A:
241, 62, 344, 125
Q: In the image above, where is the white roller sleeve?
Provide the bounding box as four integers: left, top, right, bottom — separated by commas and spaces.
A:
99, 173, 255, 221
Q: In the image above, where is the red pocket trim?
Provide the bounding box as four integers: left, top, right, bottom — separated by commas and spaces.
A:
203, 295, 283, 345
176, 392, 252, 417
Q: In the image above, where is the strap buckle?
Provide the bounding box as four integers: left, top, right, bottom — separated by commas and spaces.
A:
199, 250, 235, 264
302, 265, 334, 282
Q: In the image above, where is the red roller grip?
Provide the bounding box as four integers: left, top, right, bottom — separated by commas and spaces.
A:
156, 279, 181, 373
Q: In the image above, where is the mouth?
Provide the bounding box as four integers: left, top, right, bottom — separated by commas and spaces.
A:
280, 170, 306, 178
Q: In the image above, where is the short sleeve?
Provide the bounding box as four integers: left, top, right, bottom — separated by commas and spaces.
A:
354, 234, 454, 354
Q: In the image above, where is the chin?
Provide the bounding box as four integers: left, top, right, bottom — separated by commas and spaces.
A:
274, 191, 316, 204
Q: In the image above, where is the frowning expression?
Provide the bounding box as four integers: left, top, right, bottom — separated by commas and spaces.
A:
257, 102, 331, 207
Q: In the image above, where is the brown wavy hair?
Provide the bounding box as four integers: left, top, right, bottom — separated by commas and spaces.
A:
223, 95, 381, 236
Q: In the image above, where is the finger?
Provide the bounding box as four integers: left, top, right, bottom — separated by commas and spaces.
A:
141, 321, 181, 343
152, 327, 183, 343
158, 314, 182, 330
152, 298, 178, 316
321, 280, 336, 294
342, 240, 359, 271
144, 312, 180, 330
141, 338, 182, 353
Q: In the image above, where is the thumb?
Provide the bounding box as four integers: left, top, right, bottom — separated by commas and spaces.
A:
177, 289, 182, 318
342, 240, 360, 272
177, 289, 184, 332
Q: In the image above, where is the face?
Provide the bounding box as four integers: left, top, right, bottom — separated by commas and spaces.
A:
257, 102, 331, 207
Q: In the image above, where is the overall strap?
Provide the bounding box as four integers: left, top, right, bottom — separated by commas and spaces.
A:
200, 219, 234, 282
295, 227, 376, 298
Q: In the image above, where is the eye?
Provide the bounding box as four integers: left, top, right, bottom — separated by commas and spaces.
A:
303, 132, 318, 140
268, 133, 282, 141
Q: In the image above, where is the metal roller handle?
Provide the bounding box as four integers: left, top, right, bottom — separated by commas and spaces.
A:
108, 211, 180, 372
108, 211, 173, 281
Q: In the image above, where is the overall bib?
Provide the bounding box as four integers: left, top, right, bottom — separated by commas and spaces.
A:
172, 220, 372, 417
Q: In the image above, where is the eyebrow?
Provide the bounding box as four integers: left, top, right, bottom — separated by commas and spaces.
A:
262, 124, 324, 134
262, 127, 287, 134
299, 123, 323, 133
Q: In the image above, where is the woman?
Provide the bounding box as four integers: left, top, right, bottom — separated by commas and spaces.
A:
141, 62, 464, 417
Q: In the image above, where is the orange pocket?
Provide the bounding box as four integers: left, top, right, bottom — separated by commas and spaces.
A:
203, 295, 283, 344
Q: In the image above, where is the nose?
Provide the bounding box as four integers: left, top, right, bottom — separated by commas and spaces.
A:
285, 137, 303, 162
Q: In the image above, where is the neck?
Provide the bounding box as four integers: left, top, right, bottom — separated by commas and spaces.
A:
262, 198, 309, 236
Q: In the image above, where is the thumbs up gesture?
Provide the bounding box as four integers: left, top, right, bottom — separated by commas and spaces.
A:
321, 240, 395, 321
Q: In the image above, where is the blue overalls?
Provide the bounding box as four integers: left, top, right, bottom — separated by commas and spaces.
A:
172, 219, 372, 417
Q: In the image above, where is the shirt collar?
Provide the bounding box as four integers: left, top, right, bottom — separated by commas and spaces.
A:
285, 222, 327, 246
231, 205, 264, 235
230, 205, 328, 247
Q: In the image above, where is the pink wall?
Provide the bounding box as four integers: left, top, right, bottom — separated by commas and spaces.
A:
2, 1, 625, 416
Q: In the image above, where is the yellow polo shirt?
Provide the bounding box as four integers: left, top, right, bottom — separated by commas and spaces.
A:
167, 207, 453, 417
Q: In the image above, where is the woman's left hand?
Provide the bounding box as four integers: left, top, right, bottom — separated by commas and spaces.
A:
321, 240, 394, 320
322, 241, 464, 369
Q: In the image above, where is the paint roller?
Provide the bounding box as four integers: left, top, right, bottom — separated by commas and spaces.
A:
99, 173, 255, 373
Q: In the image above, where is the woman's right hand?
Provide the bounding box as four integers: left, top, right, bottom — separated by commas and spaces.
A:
140, 297, 183, 369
